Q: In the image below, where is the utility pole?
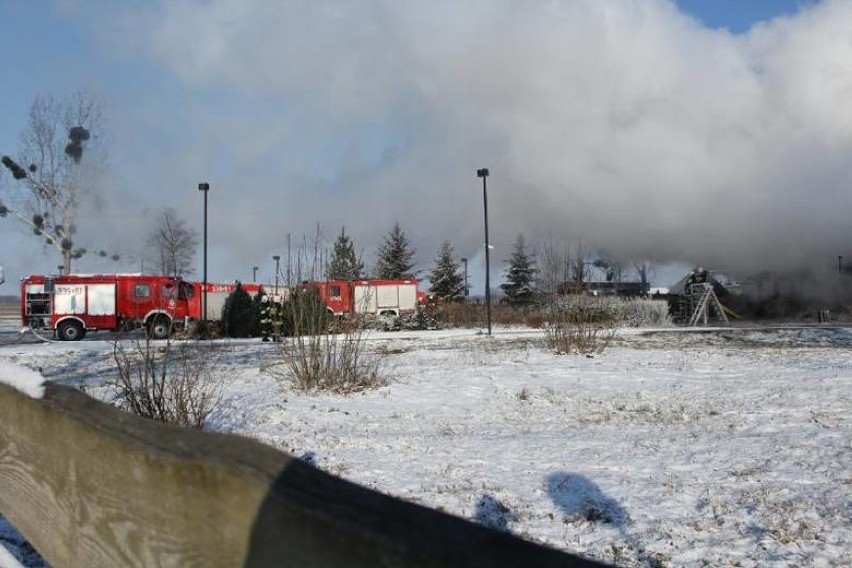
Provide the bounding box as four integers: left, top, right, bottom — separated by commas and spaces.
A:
477, 168, 492, 336
273, 255, 281, 296
461, 257, 469, 298
198, 182, 210, 324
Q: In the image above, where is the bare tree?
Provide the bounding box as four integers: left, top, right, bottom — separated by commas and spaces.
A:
572, 239, 588, 286
1, 92, 110, 273
538, 235, 572, 297
592, 256, 624, 295
147, 208, 198, 278
632, 261, 651, 288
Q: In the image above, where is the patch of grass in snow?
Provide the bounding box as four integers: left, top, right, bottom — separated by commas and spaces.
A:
375, 344, 410, 356
694, 484, 847, 562
575, 394, 721, 426
737, 488, 837, 546
437, 422, 457, 437
460, 339, 541, 368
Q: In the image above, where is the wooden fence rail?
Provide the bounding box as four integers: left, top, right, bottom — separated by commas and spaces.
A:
0, 383, 605, 567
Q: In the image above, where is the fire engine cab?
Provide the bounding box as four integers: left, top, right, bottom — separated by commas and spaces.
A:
22, 274, 203, 340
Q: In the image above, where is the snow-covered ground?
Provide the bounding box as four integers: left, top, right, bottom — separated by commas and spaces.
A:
1, 325, 850, 567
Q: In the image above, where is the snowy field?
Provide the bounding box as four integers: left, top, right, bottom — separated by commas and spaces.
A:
1, 325, 850, 567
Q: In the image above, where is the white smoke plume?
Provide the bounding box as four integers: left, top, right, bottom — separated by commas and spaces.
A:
64, 0, 852, 281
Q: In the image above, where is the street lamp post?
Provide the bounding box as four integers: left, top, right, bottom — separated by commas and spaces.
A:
198, 182, 210, 324
461, 257, 469, 298
57, 265, 64, 276
840, 256, 844, 275
477, 168, 492, 335
253, 266, 258, 282
273, 255, 281, 296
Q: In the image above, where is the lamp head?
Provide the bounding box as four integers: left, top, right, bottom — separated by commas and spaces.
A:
476, 168, 489, 178
198, 182, 210, 191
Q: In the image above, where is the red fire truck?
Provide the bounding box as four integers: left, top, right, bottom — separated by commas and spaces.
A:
306, 279, 425, 318
21, 274, 260, 341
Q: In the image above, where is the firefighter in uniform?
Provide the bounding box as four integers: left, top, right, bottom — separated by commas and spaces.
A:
269, 298, 283, 340
260, 293, 282, 342
416, 293, 441, 330
259, 294, 271, 341
685, 267, 708, 291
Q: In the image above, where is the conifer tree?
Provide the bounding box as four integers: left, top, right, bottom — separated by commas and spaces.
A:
222, 282, 258, 337
501, 234, 537, 305
327, 227, 363, 281
427, 240, 464, 300
375, 222, 417, 279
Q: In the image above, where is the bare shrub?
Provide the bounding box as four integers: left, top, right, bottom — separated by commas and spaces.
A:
524, 311, 545, 329
440, 293, 669, 336
276, 288, 386, 393
439, 301, 480, 328
187, 320, 221, 339
543, 295, 617, 355
618, 297, 672, 327
280, 329, 385, 393
439, 301, 544, 329
536, 237, 669, 353
109, 337, 221, 428
537, 237, 611, 354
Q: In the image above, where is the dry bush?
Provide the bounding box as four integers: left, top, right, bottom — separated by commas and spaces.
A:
439, 301, 483, 328
541, 296, 670, 354
276, 289, 385, 393
617, 297, 672, 327
524, 311, 545, 329
187, 320, 222, 339
492, 304, 536, 326
441, 296, 668, 336
280, 329, 385, 393
109, 337, 221, 428
439, 301, 544, 328
543, 295, 618, 355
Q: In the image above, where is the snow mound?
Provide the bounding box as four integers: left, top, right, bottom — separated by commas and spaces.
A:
0, 363, 45, 399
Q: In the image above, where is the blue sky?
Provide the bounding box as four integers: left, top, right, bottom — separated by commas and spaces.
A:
677, 0, 815, 32
0, 0, 848, 290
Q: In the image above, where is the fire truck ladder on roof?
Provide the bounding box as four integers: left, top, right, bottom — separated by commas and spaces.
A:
687, 283, 730, 327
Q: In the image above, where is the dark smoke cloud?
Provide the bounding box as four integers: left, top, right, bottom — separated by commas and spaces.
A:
70, 0, 852, 279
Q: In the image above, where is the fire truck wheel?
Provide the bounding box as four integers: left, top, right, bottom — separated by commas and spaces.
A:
147, 315, 173, 340
57, 320, 85, 341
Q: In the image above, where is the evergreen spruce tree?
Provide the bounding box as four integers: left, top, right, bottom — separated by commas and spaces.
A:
327, 227, 363, 281
375, 222, 417, 279
251, 286, 266, 336
501, 234, 537, 305
222, 282, 258, 337
427, 240, 464, 300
